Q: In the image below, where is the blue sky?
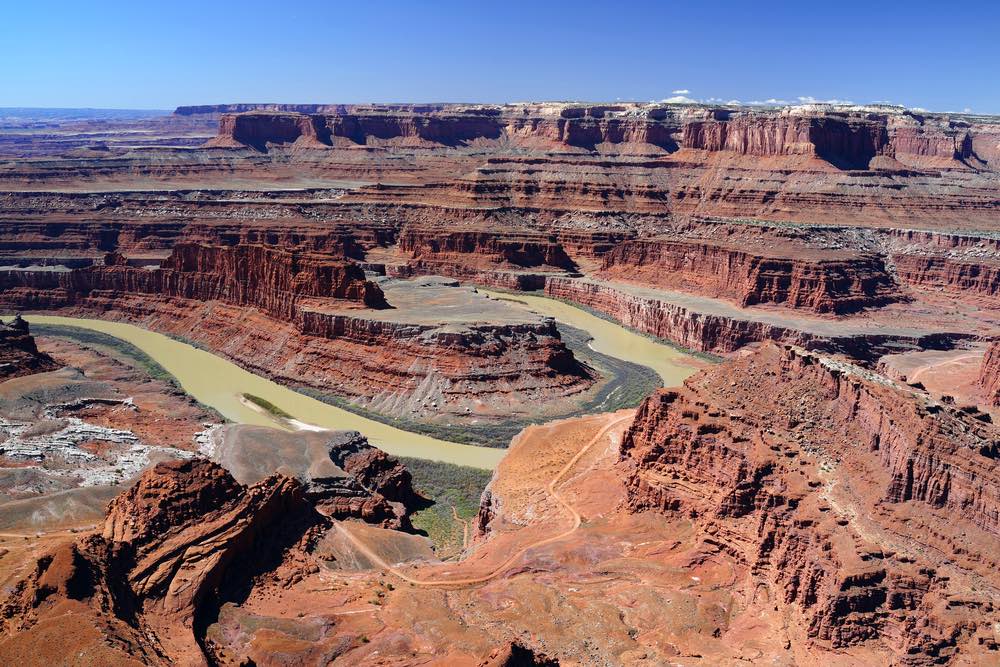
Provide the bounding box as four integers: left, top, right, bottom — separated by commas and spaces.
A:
2, 0, 998, 112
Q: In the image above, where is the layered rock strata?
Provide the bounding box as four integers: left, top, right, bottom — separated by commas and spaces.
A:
213, 426, 423, 529
205, 103, 1000, 172
543, 276, 970, 360
0, 449, 428, 666
0, 252, 592, 421
981, 341, 1000, 407
598, 237, 903, 314
0, 459, 320, 665
0, 243, 385, 314
0, 315, 57, 380
620, 343, 1000, 663
395, 225, 578, 288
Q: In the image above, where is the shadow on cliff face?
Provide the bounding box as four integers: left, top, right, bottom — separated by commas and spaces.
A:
0, 459, 333, 665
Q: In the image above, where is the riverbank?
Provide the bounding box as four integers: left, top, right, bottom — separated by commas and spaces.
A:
21, 315, 506, 470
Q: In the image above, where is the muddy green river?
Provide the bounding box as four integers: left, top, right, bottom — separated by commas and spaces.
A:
24, 295, 698, 470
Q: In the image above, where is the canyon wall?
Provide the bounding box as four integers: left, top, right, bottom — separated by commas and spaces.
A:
542, 276, 959, 360
681, 113, 887, 168
0, 246, 593, 422
620, 344, 1000, 662
0, 315, 57, 380
892, 254, 1000, 298
205, 104, 1000, 173
0, 451, 426, 664
395, 225, 578, 287
0, 243, 387, 319
982, 341, 1000, 407
599, 238, 903, 313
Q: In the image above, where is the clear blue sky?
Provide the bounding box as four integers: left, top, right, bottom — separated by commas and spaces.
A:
2, 0, 998, 113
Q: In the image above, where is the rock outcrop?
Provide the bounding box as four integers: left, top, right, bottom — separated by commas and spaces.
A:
0, 254, 593, 422
0, 315, 57, 380
620, 343, 1000, 664
213, 426, 424, 529
599, 237, 903, 314
205, 103, 1000, 173
395, 225, 578, 287
893, 254, 1000, 299
543, 276, 965, 360
0, 243, 386, 316
981, 341, 1000, 407
681, 111, 887, 168
1, 459, 321, 665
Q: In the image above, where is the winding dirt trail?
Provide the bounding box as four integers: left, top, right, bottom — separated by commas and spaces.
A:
335, 414, 632, 588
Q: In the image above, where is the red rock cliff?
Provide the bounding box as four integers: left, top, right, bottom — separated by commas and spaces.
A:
599, 238, 904, 314
0, 314, 57, 379
620, 344, 1000, 663
399, 226, 577, 274
981, 341, 1000, 407
681, 112, 888, 168
0, 243, 387, 319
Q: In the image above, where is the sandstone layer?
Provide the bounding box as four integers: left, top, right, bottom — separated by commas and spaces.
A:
620, 343, 1000, 664
0, 251, 594, 422
981, 341, 1000, 407
598, 237, 903, 314
0, 444, 429, 667
0, 316, 56, 380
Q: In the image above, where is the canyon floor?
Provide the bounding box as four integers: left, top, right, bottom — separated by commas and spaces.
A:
0, 102, 998, 665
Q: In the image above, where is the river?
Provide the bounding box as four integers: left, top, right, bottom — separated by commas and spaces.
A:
478, 289, 699, 386
23, 296, 698, 470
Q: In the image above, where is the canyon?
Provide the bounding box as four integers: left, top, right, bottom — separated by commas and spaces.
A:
0, 100, 998, 665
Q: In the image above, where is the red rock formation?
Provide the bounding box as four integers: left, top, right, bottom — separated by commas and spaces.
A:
400, 227, 577, 271
620, 344, 1000, 663
0, 242, 387, 319
0, 260, 591, 421
981, 341, 1000, 407
479, 642, 560, 666
543, 276, 961, 360
0, 315, 57, 380
397, 225, 578, 286
1, 459, 319, 665
0, 448, 433, 665
682, 112, 887, 168
892, 253, 1000, 298
599, 238, 903, 314
309, 431, 424, 529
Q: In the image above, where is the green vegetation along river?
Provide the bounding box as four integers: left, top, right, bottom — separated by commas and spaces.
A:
22, 295, 699, 470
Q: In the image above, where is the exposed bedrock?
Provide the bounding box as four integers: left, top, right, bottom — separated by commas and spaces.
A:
542, 276, 969, 360
0, 314, 57, 380
206, 103, 1000, 172
0, 447, 423, 666
892, 254, 1000, 298
682, 113, 887, 168
0, 250, 592, 421
0, 242, 387, 317
212, 426, 423, 529
207, 105, 684, 152
394, 224, 579, 288
599, 237, 904, 314
399, 226, 577, 271
0, 459, 321, 665
619, 343, 1000, 663
982, 341, 1000, 407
